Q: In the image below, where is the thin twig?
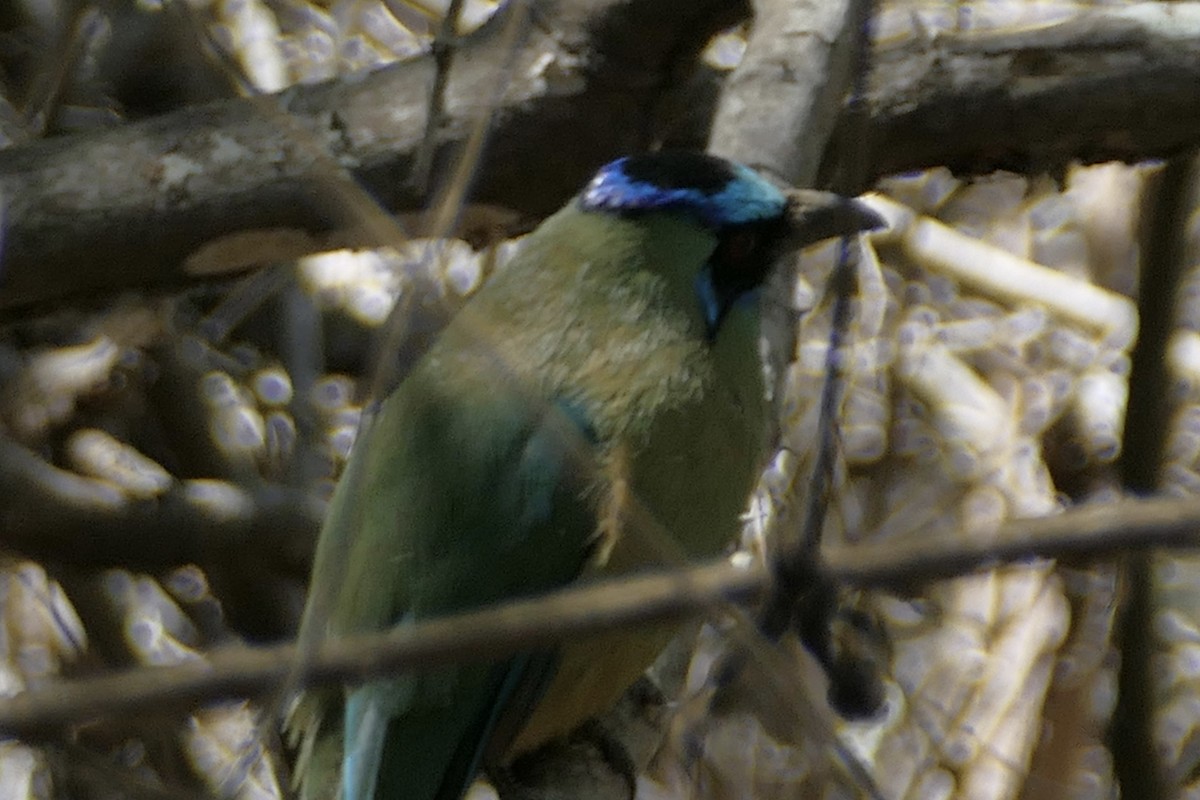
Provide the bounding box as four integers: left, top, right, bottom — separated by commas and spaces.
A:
3, 493, 1200, 739
408, 0, 467, 195
1110, 153, 1199, 799
1, 560, 763, 740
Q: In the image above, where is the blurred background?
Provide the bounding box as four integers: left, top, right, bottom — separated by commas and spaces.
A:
0, 2, 1196, 799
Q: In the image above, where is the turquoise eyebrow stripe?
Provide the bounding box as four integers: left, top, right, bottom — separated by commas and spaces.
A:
581, 157, 787, 227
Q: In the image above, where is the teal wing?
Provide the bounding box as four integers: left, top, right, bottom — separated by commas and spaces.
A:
290, 327, 601, 800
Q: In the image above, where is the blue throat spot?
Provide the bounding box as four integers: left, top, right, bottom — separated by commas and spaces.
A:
695, 268, 763, 341
695, 268, 723, 339
580, 153, 788, 228
554, 397, 599, 445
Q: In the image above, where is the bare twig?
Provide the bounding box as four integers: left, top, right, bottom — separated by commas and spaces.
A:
0, 559, 763, 740
407, 0, 467, 195
4, 493, 1200, 740
824, 494, 1200, 589
1110, 153, 1200, 798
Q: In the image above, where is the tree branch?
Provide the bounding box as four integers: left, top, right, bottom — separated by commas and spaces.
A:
708, 0, 867, 185
0, 436, 321, 571
2, 3, 1200, 314
0, 0, 749, 314
866, 2, 1200, 177
3, 493, 1200, 741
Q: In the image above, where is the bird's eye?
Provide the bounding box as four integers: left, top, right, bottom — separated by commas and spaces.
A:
725, 229, 759, 264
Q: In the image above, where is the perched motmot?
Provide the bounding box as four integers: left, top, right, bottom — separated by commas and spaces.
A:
285, 152, 881, 800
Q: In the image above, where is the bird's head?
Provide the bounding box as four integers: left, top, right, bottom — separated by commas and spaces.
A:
579, 152, 882, 338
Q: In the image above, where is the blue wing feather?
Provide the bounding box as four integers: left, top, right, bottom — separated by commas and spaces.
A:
325, 362, 599, 800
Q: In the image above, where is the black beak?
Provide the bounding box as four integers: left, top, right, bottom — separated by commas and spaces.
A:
782, 190, 885, 249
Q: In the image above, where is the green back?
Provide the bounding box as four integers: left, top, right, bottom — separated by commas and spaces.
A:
288, 201, 767, 800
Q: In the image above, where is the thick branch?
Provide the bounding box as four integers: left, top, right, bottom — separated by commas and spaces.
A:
2, 2, 1200, 314
866, 3, 1200, 177
0, 437, 321, 571
708, 0, 867, 185
0, 0, 748, 313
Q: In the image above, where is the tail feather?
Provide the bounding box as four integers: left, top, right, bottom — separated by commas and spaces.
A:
285, 690, 342, 800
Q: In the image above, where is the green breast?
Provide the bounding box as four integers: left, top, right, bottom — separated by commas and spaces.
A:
491, 206, 768, 753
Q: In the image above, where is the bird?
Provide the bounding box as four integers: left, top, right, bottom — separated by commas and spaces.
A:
284, 151, 882, 800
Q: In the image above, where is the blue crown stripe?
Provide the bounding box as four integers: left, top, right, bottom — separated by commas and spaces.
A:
580, 154, 787, 228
